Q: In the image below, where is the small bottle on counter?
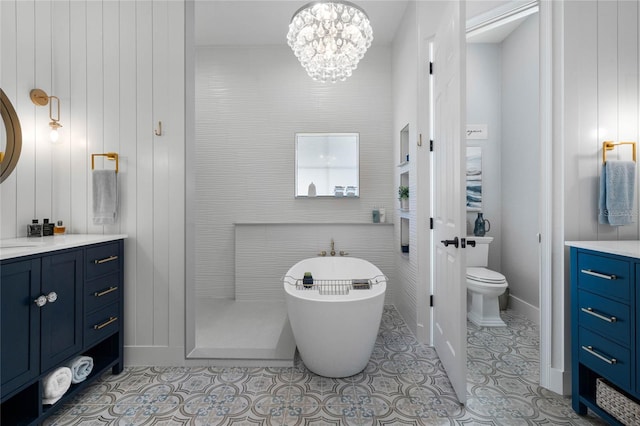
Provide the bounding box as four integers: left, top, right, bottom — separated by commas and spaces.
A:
27, 219, 42, 237
54, 220, 66, 235
42, 218, 55, 236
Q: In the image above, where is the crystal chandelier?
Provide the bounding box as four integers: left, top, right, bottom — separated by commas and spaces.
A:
287, 1, 373, 83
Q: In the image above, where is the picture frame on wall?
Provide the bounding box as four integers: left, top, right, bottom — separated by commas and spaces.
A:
466, 146, 482, 211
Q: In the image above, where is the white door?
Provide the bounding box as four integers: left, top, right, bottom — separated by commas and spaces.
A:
432, 0, 467, 404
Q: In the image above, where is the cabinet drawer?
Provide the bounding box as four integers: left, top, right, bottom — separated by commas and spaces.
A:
85, 274, 121, 314
86, 243, 121, 279
84, 303, 120, 347
579, 327, 631, 390
578, 290, 630, 347
577, 252, 630, 302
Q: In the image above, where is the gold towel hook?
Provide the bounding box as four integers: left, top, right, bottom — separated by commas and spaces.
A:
603, 141, 637, 164
91, 152, 119, 173
154, 121, 162, 136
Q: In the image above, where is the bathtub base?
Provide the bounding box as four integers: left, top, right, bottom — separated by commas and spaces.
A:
286, 295, 384, 378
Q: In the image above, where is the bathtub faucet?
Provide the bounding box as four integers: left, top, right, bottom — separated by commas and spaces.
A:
318, 239, 345, 256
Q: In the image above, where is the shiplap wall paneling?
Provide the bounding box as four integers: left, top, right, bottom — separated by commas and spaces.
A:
564, 1, 596, 240
69, 0, 89, 235
135, 0, 155, 347
617, 0, 639, 240
597, 1, 623, 239
15, 1, 37, 239
119, 0, 138, 352
51, 0, 71, 230
152, 0, 171, 347
34, 1, 53, 222
1, 0, 186, 364
86, 0, 104, 236
0, 0, 18, 238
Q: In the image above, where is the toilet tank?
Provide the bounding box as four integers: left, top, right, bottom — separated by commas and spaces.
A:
467, 236, 493, 267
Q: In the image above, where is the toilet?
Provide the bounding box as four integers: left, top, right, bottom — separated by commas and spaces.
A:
466, 236, 508, 327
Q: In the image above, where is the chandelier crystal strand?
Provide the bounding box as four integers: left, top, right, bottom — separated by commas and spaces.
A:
287, 1, 373, 83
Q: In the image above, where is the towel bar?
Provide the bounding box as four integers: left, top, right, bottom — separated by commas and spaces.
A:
91, 152, 119, 173
603, 141, 636, 164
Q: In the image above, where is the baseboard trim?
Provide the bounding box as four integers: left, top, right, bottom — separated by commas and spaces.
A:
124, 346, 295, 368
508, 294, 540, 326
548, 367, 571, 396
124, 346, 187, 366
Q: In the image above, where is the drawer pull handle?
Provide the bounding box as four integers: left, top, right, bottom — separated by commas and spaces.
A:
581, 307, 617, 323
94, 286, 118, 297
581, 345, 617, 365
94, 255, 118, 264
580, 269, 617, 280
93, 316, 118, 330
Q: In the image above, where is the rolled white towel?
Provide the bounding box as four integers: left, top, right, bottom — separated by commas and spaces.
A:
66, 355, 94, 384
42, 367, 72, 405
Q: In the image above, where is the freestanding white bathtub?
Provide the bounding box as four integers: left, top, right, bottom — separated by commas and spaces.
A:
283, 257, 387, 377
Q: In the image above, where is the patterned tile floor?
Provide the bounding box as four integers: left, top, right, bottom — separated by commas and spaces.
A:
45, 306, 607, 425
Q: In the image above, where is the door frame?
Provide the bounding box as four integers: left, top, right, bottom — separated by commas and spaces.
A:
463, 0, 554, 390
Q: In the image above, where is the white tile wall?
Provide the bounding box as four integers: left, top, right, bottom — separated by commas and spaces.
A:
194, 45, 396, 300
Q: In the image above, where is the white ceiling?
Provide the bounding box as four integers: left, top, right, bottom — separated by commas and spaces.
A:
194, 1, 409, 46
193, 1, 533, 47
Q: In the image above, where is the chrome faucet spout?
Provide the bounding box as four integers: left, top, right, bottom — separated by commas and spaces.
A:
330, 239, 336, 256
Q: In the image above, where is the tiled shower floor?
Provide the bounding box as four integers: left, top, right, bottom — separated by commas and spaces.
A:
44, 306, 606, 425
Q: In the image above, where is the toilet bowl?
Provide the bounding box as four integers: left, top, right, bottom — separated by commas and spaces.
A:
466, 236, 508, 327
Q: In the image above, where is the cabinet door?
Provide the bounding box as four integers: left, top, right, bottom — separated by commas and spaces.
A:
637, 264, 640, 396
40, 250, 83, 372
0, 259, 40, 399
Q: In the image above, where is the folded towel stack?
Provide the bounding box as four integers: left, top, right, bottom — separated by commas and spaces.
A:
42, 367, 72, 405
66, 355, 94, 384
93, 169, 118, 225
599, 160, 636, 226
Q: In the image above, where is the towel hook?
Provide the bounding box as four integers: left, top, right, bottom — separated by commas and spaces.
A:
155, 121, 162, 136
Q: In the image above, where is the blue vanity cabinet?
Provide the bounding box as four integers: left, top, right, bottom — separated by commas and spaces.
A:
0, 259, 41, 401
40, 250, 83, 372
0, 238, 124, 426
570, 246, 638, 425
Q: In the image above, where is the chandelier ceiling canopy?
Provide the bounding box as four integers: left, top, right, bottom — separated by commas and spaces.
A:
287, 1, 373, 83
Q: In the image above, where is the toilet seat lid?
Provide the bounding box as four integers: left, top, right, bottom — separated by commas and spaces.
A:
467, 267, 506, 284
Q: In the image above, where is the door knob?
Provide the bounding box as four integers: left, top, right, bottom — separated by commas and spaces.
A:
441, 237, 459, 248
34, 295, 47, 307
46, 292, 58, 303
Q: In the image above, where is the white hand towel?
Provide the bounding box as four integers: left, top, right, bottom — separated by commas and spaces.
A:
93, 170, 118, 225
66, 355, 94, 384
42, 367, 73, 405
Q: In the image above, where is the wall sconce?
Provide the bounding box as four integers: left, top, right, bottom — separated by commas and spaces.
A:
30, 89, 62, 142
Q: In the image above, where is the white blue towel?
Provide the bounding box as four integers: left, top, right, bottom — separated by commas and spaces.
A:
66, 355, 94, 384
599, 160, 636, 226
93, 170, 118, 225
42, 367, 72, 405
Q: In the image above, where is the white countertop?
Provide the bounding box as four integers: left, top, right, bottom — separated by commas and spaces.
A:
0, 234, 127, 261
565, 240, 640, 259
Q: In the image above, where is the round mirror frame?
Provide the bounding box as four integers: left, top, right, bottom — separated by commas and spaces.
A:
0, 88, 22, 183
